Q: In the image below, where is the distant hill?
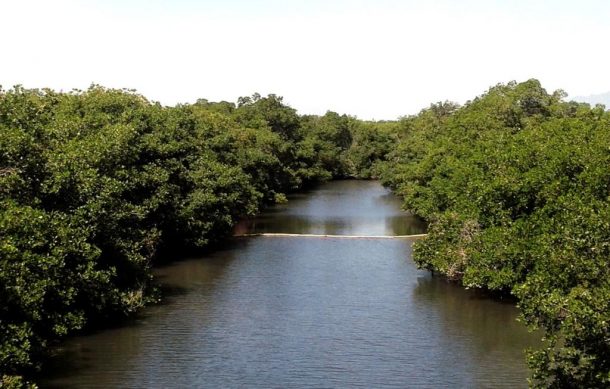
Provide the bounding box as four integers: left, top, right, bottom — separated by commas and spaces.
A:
571, 91, 610, 108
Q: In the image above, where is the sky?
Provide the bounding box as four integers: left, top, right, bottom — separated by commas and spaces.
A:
1, 0, 609, 119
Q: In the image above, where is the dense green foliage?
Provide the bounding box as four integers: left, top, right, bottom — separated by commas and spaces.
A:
2, 80, 608, 387
0, 87, 365, 386
347, 120, 399, 178
378, 80, 610, 387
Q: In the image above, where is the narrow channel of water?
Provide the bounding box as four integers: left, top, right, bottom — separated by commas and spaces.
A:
40, 180, 538, 388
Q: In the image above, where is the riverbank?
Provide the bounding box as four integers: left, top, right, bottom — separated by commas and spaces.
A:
38, 180, 537, 388
377, 80, 610, 387
1, 88, 373, 386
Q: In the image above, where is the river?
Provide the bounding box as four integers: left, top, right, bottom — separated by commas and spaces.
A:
40, 180, 538, 388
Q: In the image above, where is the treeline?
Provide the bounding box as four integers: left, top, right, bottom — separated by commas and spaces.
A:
3, 80, 608, 387
0, 86, 391, 386
378, 80, 609, 387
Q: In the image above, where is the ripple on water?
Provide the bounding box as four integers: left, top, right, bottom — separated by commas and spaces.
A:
40, 181, 538, 388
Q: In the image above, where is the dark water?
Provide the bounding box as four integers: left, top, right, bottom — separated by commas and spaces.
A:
40, 180, 538, 388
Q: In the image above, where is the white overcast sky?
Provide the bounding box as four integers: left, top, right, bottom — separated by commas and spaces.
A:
1, 0, 609, 119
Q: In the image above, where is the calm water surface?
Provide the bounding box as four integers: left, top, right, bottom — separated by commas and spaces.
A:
40, 180, 538, 388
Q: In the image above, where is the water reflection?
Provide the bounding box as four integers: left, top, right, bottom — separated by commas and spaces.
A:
41, 244, 244, 388
40, 181, 537, 389
235, 180, 426, 236
411, 274, 540, 386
